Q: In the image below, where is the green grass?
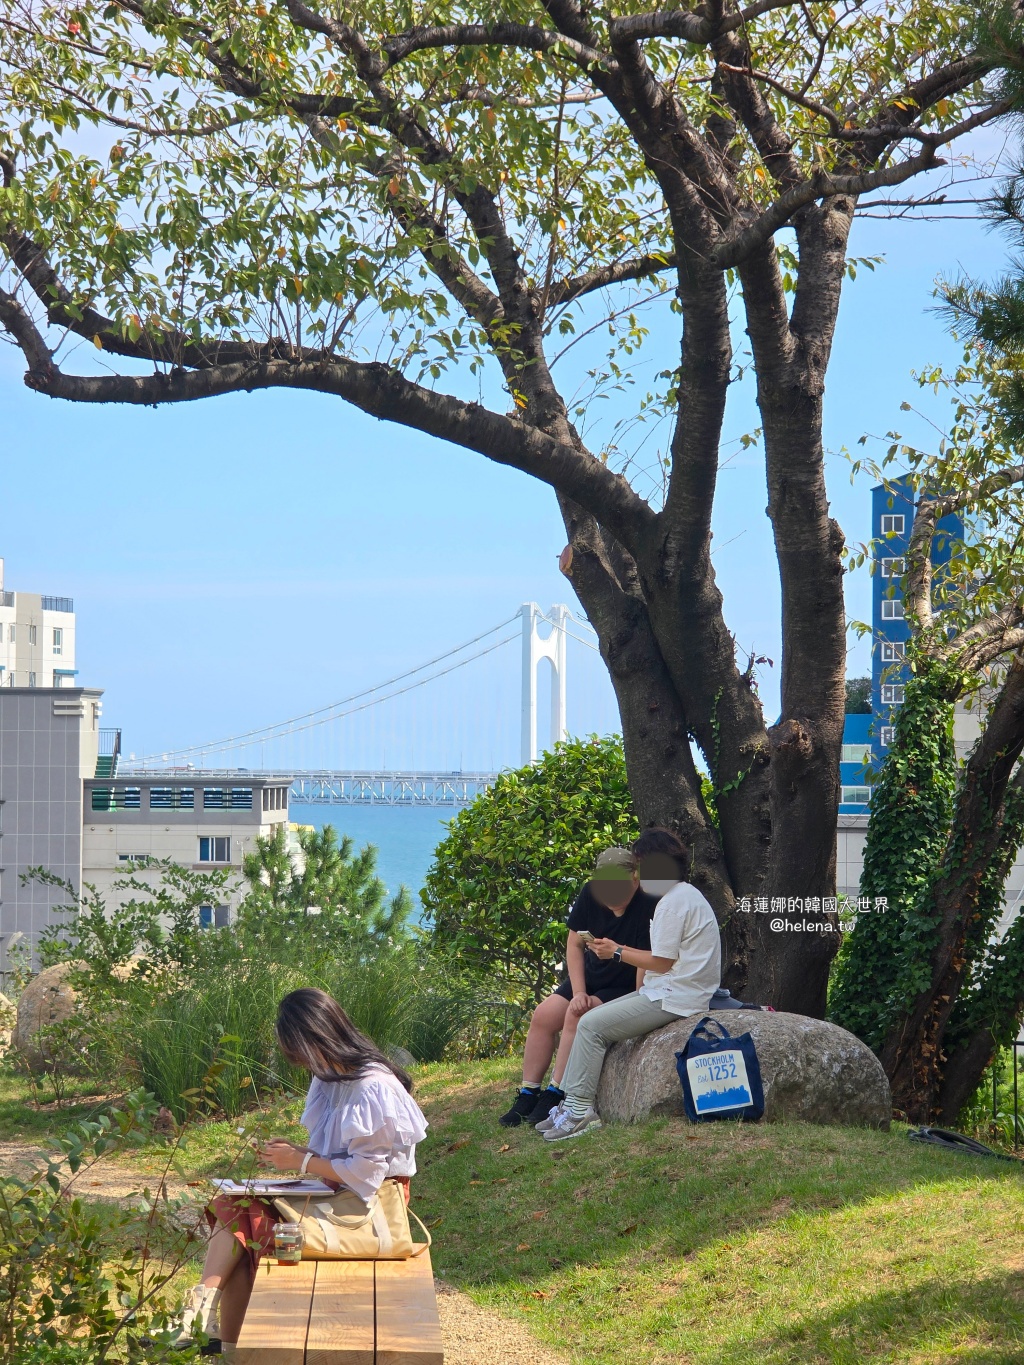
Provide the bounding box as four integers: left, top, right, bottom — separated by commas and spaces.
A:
5, 1060, 1024, 1363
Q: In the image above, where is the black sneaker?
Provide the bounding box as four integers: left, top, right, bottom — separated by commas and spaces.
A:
499, 1088, 541, 1127
528, 1089, 565, 1125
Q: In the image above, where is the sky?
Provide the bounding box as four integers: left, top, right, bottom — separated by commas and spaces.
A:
0, 143, 1008, 772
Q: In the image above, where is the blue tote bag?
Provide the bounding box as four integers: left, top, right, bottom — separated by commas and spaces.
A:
675, 1015, 765, 1122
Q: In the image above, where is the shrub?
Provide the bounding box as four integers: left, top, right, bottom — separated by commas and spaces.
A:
0, 1091, 200, 1363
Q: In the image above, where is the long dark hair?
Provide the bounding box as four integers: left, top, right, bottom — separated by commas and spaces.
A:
275, 988, 413, 1092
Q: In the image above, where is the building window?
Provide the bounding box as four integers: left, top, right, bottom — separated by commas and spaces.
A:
204, 788, 253, 810
215, 906, 230, 928
198, 836, 231, 863
841, 786, 871, 805
880, 558, 905, 578
880, 725, 895, 747
92, 787, 142, 811
7, 624, 14, 643
881, 684, 905, 704
881, 599, 905, 620
118, 853, 149, 863
841, 744, 871, 764
28, 672, 36, 688
881, 515, 905, 535
198, 905, 214, 928
263, 786, 288, 811
150, 787, 196, 810
881, 641, 905, 662
28, 625, 36, 645
52, 628, 62, 656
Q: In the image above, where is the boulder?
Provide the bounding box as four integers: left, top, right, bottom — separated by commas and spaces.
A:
387, 1046, 417, 1070
12, 961, 88, 1074
0, 991, 13, 1056
595, 1009, 891, 1129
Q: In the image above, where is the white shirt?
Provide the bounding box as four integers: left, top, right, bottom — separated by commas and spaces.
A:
639, 881, 721, 1015
301, 1065, 428, 1203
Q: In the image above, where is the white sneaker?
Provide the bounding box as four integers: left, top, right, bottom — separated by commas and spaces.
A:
542, 1105, 602, 1142
171, 1283, 221, 1348
534, 1101, 565, 1133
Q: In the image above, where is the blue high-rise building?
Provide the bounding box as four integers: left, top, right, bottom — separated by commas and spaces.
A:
838, 476, 963, 812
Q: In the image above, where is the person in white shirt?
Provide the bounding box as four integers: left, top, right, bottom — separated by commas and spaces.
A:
541, 828, 721, 1142
173, 988, 427, 1351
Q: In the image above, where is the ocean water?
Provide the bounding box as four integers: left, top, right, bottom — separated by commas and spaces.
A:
289, 802, 455, 907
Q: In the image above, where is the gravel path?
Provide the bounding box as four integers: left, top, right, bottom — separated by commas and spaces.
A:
0, 1143, 569, 1365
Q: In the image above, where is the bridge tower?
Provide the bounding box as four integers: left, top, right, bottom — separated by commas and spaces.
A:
520, 602, 568, 764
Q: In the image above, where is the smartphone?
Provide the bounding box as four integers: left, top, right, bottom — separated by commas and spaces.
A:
576, 930, 597, 946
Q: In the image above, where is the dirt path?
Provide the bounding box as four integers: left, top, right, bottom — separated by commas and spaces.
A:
0, 1144, 569, 1365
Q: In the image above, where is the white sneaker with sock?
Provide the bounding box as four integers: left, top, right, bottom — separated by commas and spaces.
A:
171, 1282, 222, 1348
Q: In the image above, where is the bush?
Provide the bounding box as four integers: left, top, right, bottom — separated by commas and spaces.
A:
0, 1091, 201, 1363
421, 735, 639, 1006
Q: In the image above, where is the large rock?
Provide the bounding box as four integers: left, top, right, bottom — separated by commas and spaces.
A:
595, 1009, 891, 1129
12, 962, 88, 1074
0, 991, 13, 1056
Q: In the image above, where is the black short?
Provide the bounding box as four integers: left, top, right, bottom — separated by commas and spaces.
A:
553, 980, 632, 1004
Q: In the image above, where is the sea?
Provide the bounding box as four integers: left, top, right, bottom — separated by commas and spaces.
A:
288, 803, 455, 913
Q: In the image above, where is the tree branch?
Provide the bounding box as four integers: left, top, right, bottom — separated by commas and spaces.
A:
549, 252, 677, 306
382, 23, 613, 71
608, 0, 799, 46
712, 145, 942, 268
8, 347, 653, 550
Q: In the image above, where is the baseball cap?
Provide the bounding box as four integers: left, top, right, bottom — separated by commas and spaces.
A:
593, 846, 637, 878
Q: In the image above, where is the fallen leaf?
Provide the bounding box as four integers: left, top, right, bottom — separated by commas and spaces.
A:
531, 1290, 550, 1299
617, 1223, 638, 1236
686, 1134, 700, 1141
498, 1144, 510, 1153
516, 1243, 531, 1252
447, 1139, 470, 1152
90, 1180, 103, 1186
492, 1177, 508, 1184
531, 1210, 545, 1220
469, 1180, 484, 1186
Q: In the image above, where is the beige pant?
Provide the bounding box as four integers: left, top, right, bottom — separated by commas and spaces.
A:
559, 991, 681, 1111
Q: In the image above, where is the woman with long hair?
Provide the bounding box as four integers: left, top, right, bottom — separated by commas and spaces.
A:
172, 987, 428, 1353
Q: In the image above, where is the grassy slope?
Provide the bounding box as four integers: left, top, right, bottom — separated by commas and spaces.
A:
5, 1061, 1024, 1364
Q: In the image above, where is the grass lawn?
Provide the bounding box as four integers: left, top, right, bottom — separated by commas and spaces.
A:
4, 1059, 1024, 1363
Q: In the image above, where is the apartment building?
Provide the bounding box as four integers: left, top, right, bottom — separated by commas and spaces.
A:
82, 772, 292, 925
0, 558, 77, 689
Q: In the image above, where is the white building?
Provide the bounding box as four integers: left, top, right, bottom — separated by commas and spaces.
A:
81, 771, 293, 926
0, 558, 77, 689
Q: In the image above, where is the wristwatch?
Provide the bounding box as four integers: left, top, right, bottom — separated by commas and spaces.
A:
613, 945, 623, 962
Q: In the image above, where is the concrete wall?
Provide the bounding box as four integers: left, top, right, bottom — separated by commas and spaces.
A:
0, 688, 102, 973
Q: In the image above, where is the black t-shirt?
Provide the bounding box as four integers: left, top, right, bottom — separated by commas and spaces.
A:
564, 883, 659, 997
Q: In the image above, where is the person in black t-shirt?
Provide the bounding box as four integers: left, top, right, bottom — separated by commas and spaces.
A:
499, 846, 658, 1128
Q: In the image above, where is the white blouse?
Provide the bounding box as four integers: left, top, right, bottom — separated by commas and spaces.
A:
301, 1065, 428, 1203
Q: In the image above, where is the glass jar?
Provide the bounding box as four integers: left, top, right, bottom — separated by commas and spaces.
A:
274, 1222, 304, 1265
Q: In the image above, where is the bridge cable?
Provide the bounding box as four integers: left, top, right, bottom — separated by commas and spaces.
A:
132, 614, 521, 764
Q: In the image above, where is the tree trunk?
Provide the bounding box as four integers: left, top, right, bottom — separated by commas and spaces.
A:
882, 659, 1024, 1120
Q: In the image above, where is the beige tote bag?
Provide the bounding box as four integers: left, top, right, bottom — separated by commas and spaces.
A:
273, 1179, 431, 1260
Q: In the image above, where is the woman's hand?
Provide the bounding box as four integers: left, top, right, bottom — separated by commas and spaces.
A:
257, 1139, 305, 1171
590, 937, 621, 960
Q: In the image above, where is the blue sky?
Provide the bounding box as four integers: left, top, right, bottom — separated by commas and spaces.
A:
0, 162, 1003, 771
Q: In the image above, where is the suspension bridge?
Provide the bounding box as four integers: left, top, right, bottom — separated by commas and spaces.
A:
121, 604, 614, 807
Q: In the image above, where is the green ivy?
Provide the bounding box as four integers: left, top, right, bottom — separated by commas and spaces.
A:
829, 657, 960, 1048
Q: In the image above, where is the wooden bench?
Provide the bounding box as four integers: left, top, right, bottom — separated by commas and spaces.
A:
234, 1251, 444, 1365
